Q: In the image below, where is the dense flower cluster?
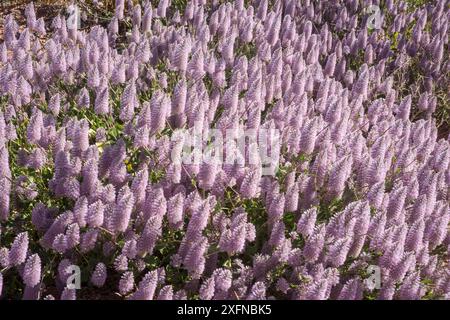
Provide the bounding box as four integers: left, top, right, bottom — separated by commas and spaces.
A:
0, 0, 449, 300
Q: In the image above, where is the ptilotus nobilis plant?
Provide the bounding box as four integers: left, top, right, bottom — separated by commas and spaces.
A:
0, 0, 449, 300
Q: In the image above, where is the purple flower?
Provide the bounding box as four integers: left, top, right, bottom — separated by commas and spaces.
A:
0, 247, 9, 268
131, 270, 158, 300
9, 232, 28, 266
23, 254, 41, 287
297, 208, 317, 238
0, 0, 447, 302
303, 226, 325, 263
199, 277, 215, 300
57, 259, 73, 284
114, 254, 128, 272
111, 186, 135, 233
66, 223, 80, 249
91, 262, 107, 288
87, 200, 105, 228
52, 234, 68, 253
94, 87, 110, 115
183, 236, 208, 278
157, 285, 173, 300
338, 279, 363, 300
119, 271, 134, 295
61, 288, 76, 300
122, 239, 137, 259
74, 196, 88, 228
239, 168, 261, 199
167, 193, 184, 230
247, 282, 266, 300
80, 229, 99, 253
327, 236, 352, 268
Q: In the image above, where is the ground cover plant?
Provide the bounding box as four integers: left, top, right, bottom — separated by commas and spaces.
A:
0, 0, 449, 300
